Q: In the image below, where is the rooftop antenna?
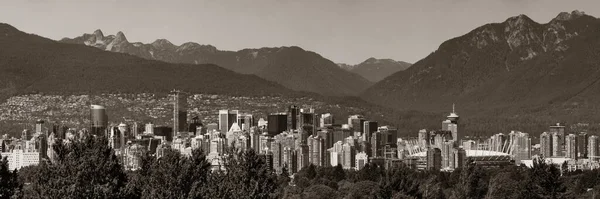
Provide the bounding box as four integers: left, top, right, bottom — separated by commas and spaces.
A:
452, 103, 455, 113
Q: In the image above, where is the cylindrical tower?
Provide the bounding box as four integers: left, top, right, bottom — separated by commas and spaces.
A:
90, 105, 108, 136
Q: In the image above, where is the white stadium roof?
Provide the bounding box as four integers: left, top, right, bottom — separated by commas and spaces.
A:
410, 149, 511, 157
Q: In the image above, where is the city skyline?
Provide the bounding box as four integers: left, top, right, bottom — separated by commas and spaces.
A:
1, 0, 599, 64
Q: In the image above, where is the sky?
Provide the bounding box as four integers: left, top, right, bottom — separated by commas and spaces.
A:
1, 0, 599, 64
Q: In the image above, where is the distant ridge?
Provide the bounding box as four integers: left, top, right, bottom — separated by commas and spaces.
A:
0, 23, 301, 99
61, 32, 373, 96
339, 58, 412, 82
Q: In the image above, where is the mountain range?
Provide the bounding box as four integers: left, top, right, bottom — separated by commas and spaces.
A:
362, 10, 600, 133
338, 58, 412, 82
60, 31, 372, 96
0, 23, 301, 99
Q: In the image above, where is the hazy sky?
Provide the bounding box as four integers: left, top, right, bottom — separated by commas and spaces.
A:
1, 0, 599, 64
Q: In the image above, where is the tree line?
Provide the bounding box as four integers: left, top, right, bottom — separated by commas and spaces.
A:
2, 136, 600, 199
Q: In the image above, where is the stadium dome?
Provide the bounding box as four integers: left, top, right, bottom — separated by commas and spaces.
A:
409, 149, 511, 158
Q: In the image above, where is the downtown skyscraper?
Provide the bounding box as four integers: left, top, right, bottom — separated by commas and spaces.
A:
172, 91, 188, 134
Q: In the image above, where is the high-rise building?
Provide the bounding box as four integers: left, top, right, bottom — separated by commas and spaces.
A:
509, 131, 531, 163
540, 132, 553, 158
342, 143, 355, 169
588, 135, 599, 161
218, 110, 239, 132
453, 147, 467, 169
237, 114, 253, 131
90, 105, 108, 136
577, 132, 588, 159
355, 152, 368, 170
549, 123, 566, 157
565, 134, 578, 159
21, 129, 31, 141
426, 148, 442, 171
370, 131, 384, 157
363, 121, 378, 143
287, 105, 300, 131
144, 123, 155, 135
418, 129, 429, 147
172, 91, 188, 134
552, 133, 561, 157
188, 116, 203, 136
443, 104, 459, 142
35, 120, 45, 133
267, 113, 288, 136
348, 115, 365, 133
319, 113, 334, 128
299, 109, 317, 136
308, 135, 325, 166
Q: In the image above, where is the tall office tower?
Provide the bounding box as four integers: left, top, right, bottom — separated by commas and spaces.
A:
432, 130, 452, 149
90, 105, 108, 136
271, 139, 282, 173
250, 130, 261, 152
441, 140, 455, 169
188, 116, 203, 136
287, 105, 300, 131
377, 126, 391, 146
262, 152, 274, 172
21, 129, 31, 140
299, 109, 317, 136
307, 135, 325, 166
348, 115, 365, 133
319, 113, 334, 128
565, 134, 578, 159
267, 113, 288, 136
145, 123, 155, 135
588, 135, 599, 161
540, 132, 553, 157
362, 121, 378, 143
172, 91, 188, 134
442, 104, 459, 142
370, 132, 383, 157
453, 147, 467, 169
549, 123, 566, 157
577, 132, 589, 159
426, 148, 442, 171
509, 131, 531, 163
218, 110, 239, 132
342, 143, 355, 169
418, 129, 429, 147
132, 122, 139, 138
552, 132, 561, 157
237, 114, 253, 131
35, 120, 45, 133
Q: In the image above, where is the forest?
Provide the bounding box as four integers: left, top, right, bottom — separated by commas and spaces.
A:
1, 136, 600, 199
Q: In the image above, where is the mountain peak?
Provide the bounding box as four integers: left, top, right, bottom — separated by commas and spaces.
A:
554, 10, 586, 21
505, 14, 536, 27
115, 31, 127, 42
152, 39, 175, 49
178, 42, 217, 52
0, 23, 20, 36
93, 29, 104, 39
365, 57, 377, 62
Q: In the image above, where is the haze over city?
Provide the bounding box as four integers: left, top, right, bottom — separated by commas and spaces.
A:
1, 0, 599, 64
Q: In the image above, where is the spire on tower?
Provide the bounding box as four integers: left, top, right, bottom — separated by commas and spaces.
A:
452, 103, 455, 113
